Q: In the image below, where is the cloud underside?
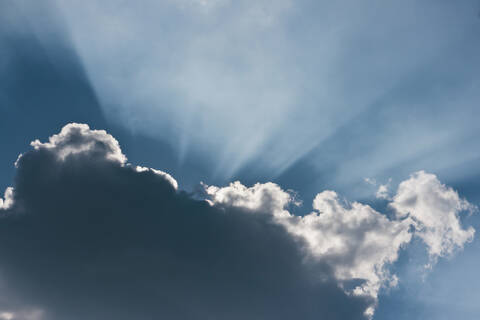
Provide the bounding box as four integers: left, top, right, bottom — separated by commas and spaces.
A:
0, 124, 475, 320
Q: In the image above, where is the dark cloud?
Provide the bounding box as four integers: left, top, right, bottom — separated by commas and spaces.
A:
0, 125, 369, 320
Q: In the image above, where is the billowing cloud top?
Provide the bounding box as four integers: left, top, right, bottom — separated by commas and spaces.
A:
27, 123, 127, 165
391, 171, 475, 264
0, 124, 475, 319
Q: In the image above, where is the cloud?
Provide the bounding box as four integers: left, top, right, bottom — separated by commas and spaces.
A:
0, 187, 14, 210
205, 173, 475, 316
375, 179, 392, 200
26, 123, 127, 165
0, 124, 475, 319
0, 124, 369, 320
206, 185, 412, 317
391, 171, 476, 265
375, 185, 390, 200
135, 166, 178, 190
289, 191, 412, 297
205, 181, 293, 216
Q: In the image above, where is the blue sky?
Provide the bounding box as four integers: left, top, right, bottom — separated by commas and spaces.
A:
1, 1, 480, 319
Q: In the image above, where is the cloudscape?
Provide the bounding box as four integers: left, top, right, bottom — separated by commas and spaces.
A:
1, 1, 480, 319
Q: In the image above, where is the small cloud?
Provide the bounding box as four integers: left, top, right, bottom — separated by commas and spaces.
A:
376, 184, 390, 199
390, 171, 475, 265
376, 179, 392, 200
0, 187, 14, 210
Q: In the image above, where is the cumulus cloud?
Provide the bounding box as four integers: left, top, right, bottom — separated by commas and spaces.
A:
205, 181, 293, 216
0, 124, 475, 319
0, 124, 369, 320
205, 183, 411, 302
391, 171, 476, 265
287, 192, 412, 297
205, 185, 412, 317
26, 123, 127, 165
205, 174, 475, 316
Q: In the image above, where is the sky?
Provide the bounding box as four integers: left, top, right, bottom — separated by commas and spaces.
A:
1, 1, 480, 319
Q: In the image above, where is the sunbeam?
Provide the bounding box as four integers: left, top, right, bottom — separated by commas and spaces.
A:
39, 0, 478, 182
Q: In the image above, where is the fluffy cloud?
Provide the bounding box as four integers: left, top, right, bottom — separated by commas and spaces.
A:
391, 171, 476, 265
205, 181, 293, 216
375, 184, 390, 200
283, 192, 412, 297
26, 123, 127, 165
205, 183, 412, 302
0, 124, 475, 319
0, 187, 14, 210
206, 186, 412, 317
205, 175, 475, 317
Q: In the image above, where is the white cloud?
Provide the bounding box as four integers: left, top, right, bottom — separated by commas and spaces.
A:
376, 184, 390, 200
15, 123, 179, 192
135, 166, 179, 190
375, 179, 392, 200
0, 187, 14, 210
205, 171, 476, 317
25, 123, 127, 165
205, 181, 292, 216
391, 171, 476, 265
205, 182, 412, 316
281, 191, 412, 299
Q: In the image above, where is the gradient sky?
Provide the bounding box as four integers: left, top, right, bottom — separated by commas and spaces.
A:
1, 1, 480, 319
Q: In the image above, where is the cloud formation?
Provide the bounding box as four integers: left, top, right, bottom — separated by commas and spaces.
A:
27, 123, 127, 164
391, 171, 476, 265
204, 167, 476, 316
0, 124, 475, 319
205, 183, 413, 317
0, 124, 368, 320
